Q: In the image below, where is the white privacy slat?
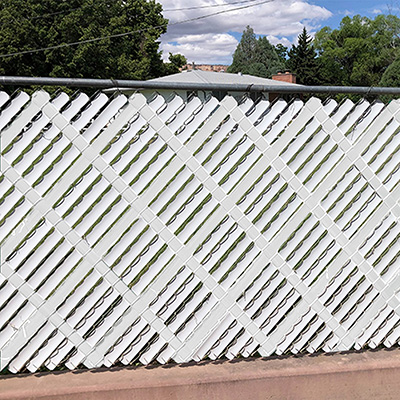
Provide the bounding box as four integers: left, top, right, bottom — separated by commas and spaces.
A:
0, 91, 32, 147
102, 317, 148, 367
160, 95, 185, 122
36, 248, 82, 299
119, 326, 156, 365
4, 119, 51, 166
339, 100, 370, 135
349, 102, 385, 142
62, 93, 90, 120
8, 322, 55, 373
355, 306, 394, 349
2, 91, 400, 374
174, 97, 219, 144
195, 119, 237, 165
0, 202, 32, 245
131, 247, 174, 294
82, 95, 128, 141
6, 222, 50, 268
72, 93, 109, 131
23, 137, 72, 188
18, 232, 63, 281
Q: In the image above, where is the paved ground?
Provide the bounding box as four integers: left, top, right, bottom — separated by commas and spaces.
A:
1, 348, 400, 399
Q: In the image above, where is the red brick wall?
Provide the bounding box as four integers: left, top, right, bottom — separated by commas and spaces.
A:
272, 71, 297, 83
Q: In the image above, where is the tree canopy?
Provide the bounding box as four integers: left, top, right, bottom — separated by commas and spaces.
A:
380, 58, 400, 87
227, 26, 283, 78
229, 15, 400, 90
275, 44, 288, 65
314, 14, 400, 86
286, 27, 319, 85
0, 0, 184, 79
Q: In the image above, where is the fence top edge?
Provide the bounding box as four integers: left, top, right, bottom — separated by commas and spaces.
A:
1, 76, 400, 95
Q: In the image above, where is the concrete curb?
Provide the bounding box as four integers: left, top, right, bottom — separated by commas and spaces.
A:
1, 349, 400, 399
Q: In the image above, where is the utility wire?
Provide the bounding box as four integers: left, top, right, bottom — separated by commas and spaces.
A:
0, 0, 274, 59
18, 7, 83, 21
6, 0, 261, 24
0, 7, 85, 26
2, 0, 261, 27
164, 0, 261, 12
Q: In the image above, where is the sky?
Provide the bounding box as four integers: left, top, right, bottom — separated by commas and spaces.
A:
157, 0, 396, 64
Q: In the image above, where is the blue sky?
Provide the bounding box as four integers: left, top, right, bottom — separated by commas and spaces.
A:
316, 0, 389, 27
158, 0, 393, 64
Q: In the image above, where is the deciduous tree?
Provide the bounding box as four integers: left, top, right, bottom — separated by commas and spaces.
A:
314, 14, 400, 86
163, 53, 187, 76
0, 0, 177, 80
380, 58, 400, 87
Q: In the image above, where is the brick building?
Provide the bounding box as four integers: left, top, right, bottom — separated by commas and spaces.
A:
181, 63, 228, 73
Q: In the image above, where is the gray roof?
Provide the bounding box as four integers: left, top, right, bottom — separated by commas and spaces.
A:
147, 69, 298, 86
102, 69, 299, 95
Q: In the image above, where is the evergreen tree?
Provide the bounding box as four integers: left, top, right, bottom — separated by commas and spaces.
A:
228, 25, 283, 78
275, 44, 288, 65
246, 63, 269, 77
254, 37, 283, 76
228, 26, 258, 73
286, 27, 319, 85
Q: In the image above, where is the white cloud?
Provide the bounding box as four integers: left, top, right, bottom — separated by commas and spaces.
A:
158, 0, 333, 64
372, 8, 382, 14
161, 33, 238, 64
338, 9, 354, 16
266, 35, 292, 48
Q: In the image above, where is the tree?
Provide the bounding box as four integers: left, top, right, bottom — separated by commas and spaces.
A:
246, 62, 269, 77
286, 27, 319, 85
163, 53, 187, 76
314, 14, 400, 86
275, 44, 288, 65
379, 57, 400, 102
228, 26, 258, 74
0, 0, 176, 80
380, 58, 400, 87
254, 37, 283, 76
228, 25, 284, 78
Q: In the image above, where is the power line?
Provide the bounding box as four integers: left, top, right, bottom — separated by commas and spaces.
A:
0, 7, 85, 26
163, 0, 261, 12
169, 0, 274, 23
19, 7, 83, 21
4, 1, 259, 25
0, 0, 274, 59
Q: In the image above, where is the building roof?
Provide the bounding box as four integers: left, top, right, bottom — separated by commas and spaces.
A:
147, 69, 298, 86
102, 69, 299, 96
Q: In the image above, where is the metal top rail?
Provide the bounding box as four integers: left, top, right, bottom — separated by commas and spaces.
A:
1, 75, 400, 95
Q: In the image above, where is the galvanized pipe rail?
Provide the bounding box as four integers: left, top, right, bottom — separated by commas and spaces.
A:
0, 75, 400, 95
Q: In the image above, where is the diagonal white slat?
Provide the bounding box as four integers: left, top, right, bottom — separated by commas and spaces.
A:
2, 91, 400, 373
